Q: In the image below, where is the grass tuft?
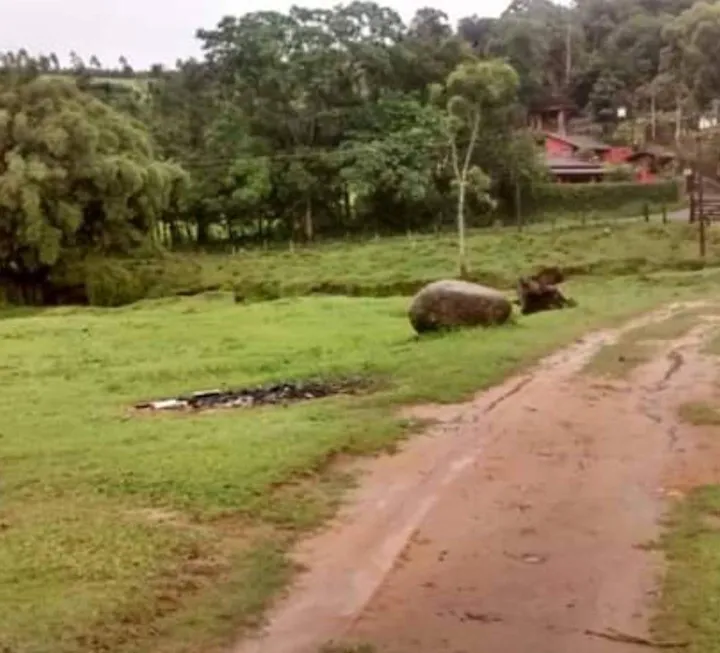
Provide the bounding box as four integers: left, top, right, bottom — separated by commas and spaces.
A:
319, 644, 376, 653
678, 401, 720, 427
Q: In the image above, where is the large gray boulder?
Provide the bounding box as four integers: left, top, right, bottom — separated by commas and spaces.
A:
409, 280, 512, 334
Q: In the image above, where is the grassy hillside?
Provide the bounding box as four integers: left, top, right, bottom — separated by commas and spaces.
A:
82, 219, 705, 306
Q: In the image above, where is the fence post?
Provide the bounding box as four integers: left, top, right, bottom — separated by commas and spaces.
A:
515, 180, 523, 232
690, 194, 696, 223
662, 205, 668, 224
643, 203, 650, 222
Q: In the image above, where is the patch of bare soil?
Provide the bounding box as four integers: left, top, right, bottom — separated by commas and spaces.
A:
233, 302, 720, 653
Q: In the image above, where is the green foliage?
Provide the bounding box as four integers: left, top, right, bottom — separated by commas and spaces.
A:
2, 0, 718, 274
340, 96, 445, 216
433, 58, 521, 271
85, 260, 147, 307
532, 180, 679, 214
163, 222, 716, 303
604, 164, 636, 181
83, 257, 203, 306
143, 6, 549, 246
0, 72, 188, 300
662, 1, 720, 109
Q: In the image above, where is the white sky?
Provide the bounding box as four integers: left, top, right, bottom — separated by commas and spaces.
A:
1, 0, 510, 69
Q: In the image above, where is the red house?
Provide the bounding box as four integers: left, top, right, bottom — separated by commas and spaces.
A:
605, 146, 633, 165
544, 154, 606, 183
541, 132, 668, 183
625, 146, 676, 183
540, 133, 611, 182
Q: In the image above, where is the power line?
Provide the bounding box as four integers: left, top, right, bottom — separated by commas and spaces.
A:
167, 134, 513, 169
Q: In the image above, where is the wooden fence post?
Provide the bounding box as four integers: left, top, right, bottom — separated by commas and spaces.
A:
697, 137, 706, 258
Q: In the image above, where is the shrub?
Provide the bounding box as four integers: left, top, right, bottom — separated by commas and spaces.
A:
530, 180, 679, 214
84, 260, 149, 307
48, 255, 205, 307
604, 164, 635, 182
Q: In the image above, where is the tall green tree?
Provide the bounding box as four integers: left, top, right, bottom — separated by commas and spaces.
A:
662, 1, 720, 111
148, 58, 221, 244
0, 72, 187, 300
340, 94, 446, 233
433, 59, 519, 274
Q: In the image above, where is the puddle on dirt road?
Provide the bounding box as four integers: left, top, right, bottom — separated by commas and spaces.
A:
234, 302, 720, 653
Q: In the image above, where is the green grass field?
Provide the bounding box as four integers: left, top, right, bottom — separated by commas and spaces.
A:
1, 268, 716, 653
9, 212, 720, 653
103, 220, 711, 306
200, 221, 709, 298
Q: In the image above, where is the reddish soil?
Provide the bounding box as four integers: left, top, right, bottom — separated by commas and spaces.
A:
234, 304, 720, 653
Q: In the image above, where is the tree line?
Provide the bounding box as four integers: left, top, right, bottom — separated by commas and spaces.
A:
0, 0, 717, 300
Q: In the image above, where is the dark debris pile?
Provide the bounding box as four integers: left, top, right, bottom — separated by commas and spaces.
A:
135, 377, 370, 412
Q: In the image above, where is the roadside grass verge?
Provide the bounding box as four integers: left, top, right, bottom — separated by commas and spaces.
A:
678, 401, 720, 427
655, 486, 720, 651
654, 321, 720, 651
319, 644, 376, 653
0, 274, 714, 653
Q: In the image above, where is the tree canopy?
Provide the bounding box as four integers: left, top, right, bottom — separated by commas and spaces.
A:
0, 71, 186, 300
1, 0, 719, 266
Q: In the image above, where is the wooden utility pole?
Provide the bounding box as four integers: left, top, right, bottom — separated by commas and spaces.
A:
560, 15, 572, 137
650, 91, 657, 141
565, 19, 572, 87
515, 179, 523, 231
697, 136, 707, 258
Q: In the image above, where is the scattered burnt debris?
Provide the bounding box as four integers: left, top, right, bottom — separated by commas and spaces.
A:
135, 377, 371, 413
516, 266, 577, 316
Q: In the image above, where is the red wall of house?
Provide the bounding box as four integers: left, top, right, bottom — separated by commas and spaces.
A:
544, 137, 574, 157
604, 146, 632, 165
633, 158, 657, 183
636, 168, 656, 183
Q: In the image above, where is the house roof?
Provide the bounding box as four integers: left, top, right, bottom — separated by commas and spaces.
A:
544, 132, 611, 152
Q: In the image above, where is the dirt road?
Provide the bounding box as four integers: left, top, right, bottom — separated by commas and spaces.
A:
235, 304, 720, 653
